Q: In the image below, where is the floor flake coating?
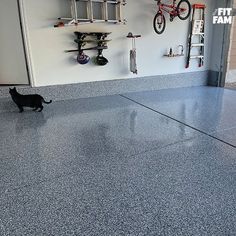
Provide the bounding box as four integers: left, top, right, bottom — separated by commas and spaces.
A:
0, 86, 236, 235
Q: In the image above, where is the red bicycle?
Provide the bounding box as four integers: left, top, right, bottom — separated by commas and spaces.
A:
153, 0, 191, 34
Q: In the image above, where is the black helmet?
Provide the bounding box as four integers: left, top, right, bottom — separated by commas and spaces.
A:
96, 55, 108, 66
77, 52, 90, 64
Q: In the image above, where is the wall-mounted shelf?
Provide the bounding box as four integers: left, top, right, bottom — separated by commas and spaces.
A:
54, 0, 126, 27
163, 45, 184, 58
163, 54, 184, 57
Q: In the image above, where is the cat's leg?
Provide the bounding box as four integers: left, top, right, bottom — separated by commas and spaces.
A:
33, 107, 38, 111
17, 105, 24, 113
38, 105, 44, 112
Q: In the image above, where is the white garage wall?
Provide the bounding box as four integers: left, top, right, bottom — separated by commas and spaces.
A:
22, 0, 214, 87
0, 0, 29, 85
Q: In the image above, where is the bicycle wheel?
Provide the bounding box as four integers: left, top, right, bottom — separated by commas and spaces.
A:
153, 13, 166, 34
177, 0, 191, 20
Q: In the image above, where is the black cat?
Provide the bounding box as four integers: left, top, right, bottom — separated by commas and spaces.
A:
9, 87, 52, 112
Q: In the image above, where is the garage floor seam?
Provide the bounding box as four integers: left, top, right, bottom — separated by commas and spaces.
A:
120, 94, 236, 149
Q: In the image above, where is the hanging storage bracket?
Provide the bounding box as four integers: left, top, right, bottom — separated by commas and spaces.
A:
127, 32, 141, 74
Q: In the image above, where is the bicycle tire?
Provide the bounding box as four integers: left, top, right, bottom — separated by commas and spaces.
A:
177, 0, 191, 20
153, 13, 166, 34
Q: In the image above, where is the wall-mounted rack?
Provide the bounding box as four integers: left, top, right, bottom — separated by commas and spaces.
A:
65, 32, 111, 65
54, 0, 126, 27
126, 32, 141, 39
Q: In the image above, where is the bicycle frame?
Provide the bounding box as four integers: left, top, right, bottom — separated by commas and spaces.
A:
157, 0, 186, 17
153, 0, 190, 34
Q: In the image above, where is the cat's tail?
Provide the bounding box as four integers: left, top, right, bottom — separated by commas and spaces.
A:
43, 99, 52, 104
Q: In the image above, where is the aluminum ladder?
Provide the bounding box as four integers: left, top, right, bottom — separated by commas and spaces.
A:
186, 4, 206, 68
57, 0, 126, 26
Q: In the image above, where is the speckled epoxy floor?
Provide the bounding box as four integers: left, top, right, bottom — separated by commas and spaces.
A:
0, 86, 236, 235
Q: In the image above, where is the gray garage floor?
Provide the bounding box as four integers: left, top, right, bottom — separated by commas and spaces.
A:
0, 86, 236, 235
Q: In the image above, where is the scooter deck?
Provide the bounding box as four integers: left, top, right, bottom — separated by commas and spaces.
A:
74, 39, 111, 43
74, 32, 111, 37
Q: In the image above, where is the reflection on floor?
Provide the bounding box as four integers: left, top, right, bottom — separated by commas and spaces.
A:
0, 86, 236, 235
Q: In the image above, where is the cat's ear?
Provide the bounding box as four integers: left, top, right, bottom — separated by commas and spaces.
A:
13, 87, 16, 90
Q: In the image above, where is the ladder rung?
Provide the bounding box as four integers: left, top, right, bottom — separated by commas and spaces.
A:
192, 4, 206, 9
190, 55, 204, 59
78, 0, 124, 3
191, 43, 204, 47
